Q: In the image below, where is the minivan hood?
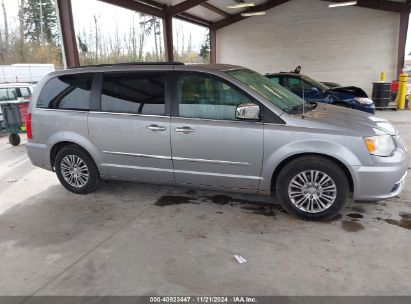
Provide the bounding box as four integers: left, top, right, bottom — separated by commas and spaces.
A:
295, 103, 396, 136
329, 86, 368, 98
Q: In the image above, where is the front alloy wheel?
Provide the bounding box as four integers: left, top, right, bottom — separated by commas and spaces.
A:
288, 170, 337, 213
276, 155, 349, 220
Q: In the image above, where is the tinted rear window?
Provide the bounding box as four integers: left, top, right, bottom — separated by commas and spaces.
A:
101, 73, 166, 115
37, 74, 92, 110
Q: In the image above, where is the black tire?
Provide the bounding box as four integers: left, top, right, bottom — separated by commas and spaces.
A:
9, 134, 20, 146
276, 155, 349, 220
55, 145, 100, 194
333, 101, 349, 108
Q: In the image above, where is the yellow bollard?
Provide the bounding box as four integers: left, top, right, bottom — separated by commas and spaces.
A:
397, 73, 408, 110
380, 71, 386, 82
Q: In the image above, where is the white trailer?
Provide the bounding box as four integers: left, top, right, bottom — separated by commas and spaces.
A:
0, 64, 55, 84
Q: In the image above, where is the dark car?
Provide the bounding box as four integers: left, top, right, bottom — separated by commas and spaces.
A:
266, 73, 375, 114
322, 81, 341, 89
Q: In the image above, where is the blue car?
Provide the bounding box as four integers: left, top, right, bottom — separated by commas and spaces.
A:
266, 73, 375, 114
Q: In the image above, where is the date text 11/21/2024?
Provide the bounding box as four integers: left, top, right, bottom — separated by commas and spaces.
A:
149, 296, 258, 303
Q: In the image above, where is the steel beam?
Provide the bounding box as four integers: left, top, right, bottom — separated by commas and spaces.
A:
56, 0, 80, 67
397, 9, 410, 76
163, 10, 174, 61
210, 28, 216, 64
169, 0, 208, 16
99, 0, 165, 18
200, 3, 230, 18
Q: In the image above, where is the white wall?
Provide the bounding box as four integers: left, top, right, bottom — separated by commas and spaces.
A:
216, 0, 400, 94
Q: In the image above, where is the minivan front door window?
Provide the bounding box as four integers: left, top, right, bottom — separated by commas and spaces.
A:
178, 74, 253, 120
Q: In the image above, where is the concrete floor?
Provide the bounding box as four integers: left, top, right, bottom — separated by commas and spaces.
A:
0, 110, 410, 296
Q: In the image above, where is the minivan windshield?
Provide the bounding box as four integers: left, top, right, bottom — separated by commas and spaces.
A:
226, 69, 306, 114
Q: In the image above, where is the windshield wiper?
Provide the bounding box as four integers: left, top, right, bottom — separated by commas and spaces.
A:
308, 101, 318, 110
284, 101, 317, 114
295, 101, 316, 111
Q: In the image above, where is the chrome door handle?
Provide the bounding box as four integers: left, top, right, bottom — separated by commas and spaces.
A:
147, 125, 166, 132
175, 126, 195, 134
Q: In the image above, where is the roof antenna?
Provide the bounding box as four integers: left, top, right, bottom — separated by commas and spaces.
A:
301, 75, 305, 119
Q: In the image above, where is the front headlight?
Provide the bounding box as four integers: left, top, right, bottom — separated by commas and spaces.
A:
355, 97, 374, 105
364, 135, 396, 156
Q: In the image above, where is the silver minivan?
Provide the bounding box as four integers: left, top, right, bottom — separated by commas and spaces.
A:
26, 63, 408, 220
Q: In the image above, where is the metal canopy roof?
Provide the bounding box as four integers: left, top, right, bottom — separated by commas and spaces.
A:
97, 0, 410, 29
57, 0, 410, 71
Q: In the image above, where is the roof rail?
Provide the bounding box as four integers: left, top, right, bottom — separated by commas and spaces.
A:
66, 62, 185, 69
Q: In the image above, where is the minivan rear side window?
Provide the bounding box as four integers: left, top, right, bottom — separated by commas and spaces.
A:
37, 74, 92, 110
101, 73, 166, 115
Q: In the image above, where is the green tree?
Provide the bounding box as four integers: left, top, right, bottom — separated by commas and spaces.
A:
23, 0, 57, 45
199, 33, 210, 63
77, 35, 88, 53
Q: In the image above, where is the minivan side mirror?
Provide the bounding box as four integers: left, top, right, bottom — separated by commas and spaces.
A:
235, 103, 260, 121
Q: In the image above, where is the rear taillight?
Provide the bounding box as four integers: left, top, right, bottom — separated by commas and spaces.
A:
26, 113, 32, 139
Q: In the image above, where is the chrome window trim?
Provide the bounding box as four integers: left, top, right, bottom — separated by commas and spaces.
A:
89, 111, 169, 118
35, 108, 89, 113
35, 108, 170, 118
171, 116, 264, 125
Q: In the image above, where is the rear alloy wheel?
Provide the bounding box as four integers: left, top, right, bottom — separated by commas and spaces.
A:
60, 155, 89, 188
55, 145, 100, 194
276, 156, 349, 220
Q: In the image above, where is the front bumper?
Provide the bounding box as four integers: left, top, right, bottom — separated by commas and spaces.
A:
352, 148, 408, 201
